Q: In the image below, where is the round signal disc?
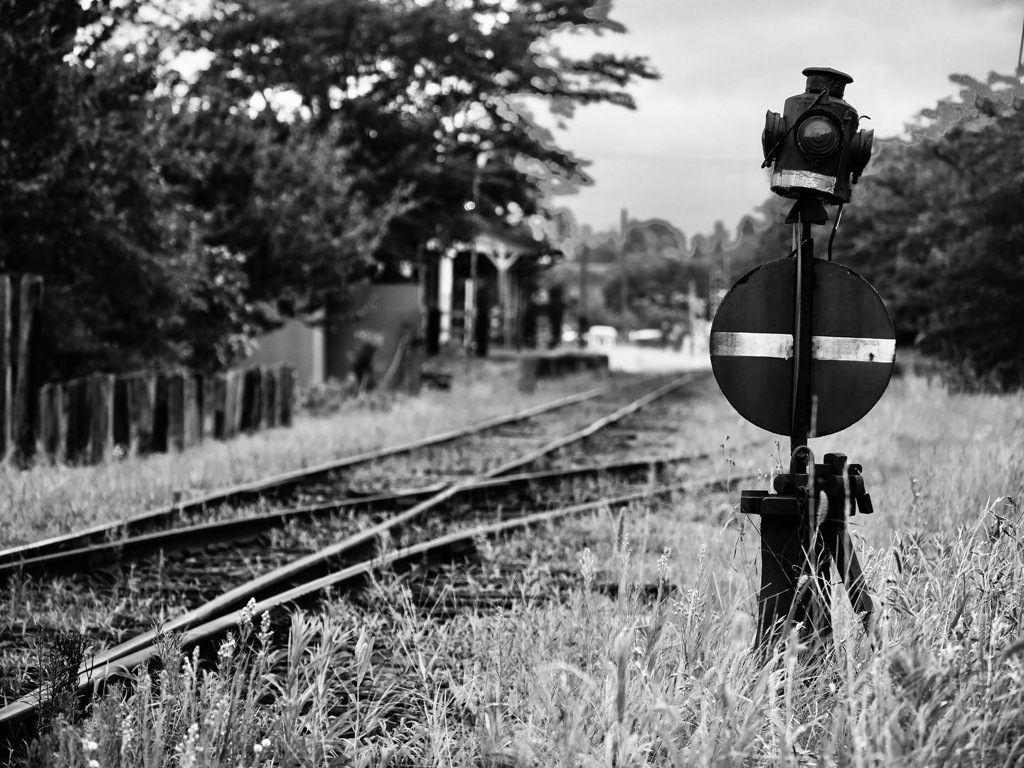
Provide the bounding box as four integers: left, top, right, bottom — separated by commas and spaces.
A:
710, 258, 896, 437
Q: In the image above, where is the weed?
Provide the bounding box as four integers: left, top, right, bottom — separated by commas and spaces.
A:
33, 631, 89, 734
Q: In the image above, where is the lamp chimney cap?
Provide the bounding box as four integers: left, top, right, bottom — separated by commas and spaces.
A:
802, 67, 853, 99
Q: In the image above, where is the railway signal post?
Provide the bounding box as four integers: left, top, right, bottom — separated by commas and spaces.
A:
710, 68, 893, 651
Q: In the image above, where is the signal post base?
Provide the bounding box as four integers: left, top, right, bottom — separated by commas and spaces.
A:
742, 451, 875, 652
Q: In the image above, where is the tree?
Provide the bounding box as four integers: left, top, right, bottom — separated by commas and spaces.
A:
0, 0, 197, 378
155, 87, 402, 332
0, 0, 401, 377
1, 0, 657, 378
181, 0, 658, 268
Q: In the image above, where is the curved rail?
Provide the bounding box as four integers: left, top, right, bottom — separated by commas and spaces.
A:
0, 383, 614, 566
0, 373, 709, 739
0, 471, 746, 736
0, 448, 728, 581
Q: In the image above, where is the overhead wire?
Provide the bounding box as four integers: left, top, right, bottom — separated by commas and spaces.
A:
827, 204, 843, 262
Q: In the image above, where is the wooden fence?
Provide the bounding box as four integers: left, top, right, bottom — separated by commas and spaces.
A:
34, 364, 295, 465
0, 274, 44, 463
0, 273, 299, 465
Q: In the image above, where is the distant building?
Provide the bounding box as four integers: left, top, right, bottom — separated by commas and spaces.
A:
247, 282, 419, 389
436, 218, 548, 353
248, 219, 548, 386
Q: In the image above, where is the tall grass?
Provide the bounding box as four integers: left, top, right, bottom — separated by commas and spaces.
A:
31, 494, 1024, 766
15, 372, 1024, 766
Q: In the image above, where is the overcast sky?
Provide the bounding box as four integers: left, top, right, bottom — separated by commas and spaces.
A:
548, 0, 1022, 239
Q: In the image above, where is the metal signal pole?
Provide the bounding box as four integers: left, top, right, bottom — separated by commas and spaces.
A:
711, 68, 890, 656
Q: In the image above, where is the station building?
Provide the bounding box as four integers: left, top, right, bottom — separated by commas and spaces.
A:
247, 219, 550, 387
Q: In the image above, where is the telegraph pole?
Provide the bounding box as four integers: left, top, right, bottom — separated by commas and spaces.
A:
578, 243, 588, 347
618, 208, 629, 329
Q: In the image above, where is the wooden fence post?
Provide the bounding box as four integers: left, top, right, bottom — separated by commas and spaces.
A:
183, 374, 201, 448
221, 370, 234, 440
153, 375, 167, 452
125, 373, 156, 454
63, 380, 78, 462
86, 373, 114, 464
241, 367, 262, 432
262, 365, 278, 428
63, 378, 88, 462
212, 373, 228, 439
0, 276, 11, 461
202, 375, 217, 440
279, 364, 294, 427
225, 369, 243, 438
166, 372, 185, 451
13, 275, 43, 461
113, 377, 129, 453
37, 383, 62, 461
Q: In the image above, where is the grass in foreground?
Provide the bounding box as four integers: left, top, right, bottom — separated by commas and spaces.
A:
12, 372, 1024, 766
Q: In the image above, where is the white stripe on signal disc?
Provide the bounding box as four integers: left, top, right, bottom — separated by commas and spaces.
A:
712, 332, 895, 364
812, 335, 895, 363
711, 332, 792, 359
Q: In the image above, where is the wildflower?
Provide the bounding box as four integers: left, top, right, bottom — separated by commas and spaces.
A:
175, 723, 201, 768
81, 738, 99, 753
239, 597, 257, 629
619, 532, 631, 560
88, 761, 100, 768
258, 610, 272, 644
120, 727, 133, 761
577, 547, 596, 589
657, 548, 671, 583
218, 632, 237, 662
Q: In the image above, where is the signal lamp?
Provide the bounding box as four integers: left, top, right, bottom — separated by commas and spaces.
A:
761, 67, 873, 205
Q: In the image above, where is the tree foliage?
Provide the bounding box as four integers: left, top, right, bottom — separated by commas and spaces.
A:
0, 0, 188, 377
1, 0, 655, 379
183, 0, 658, 268
745, 72, 1024, 390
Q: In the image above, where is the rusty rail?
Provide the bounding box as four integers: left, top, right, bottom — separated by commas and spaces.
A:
0, 382, 620, 566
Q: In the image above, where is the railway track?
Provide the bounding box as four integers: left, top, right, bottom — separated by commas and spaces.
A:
0, 383, 614, 566
0, 371, 755, 746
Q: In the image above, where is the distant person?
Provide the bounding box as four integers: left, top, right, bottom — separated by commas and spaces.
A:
671, 323, 685, 351
351, 339, 377, 393
547, 285, 564, 350
522, 298, 538, 349
474, 283, 491, 357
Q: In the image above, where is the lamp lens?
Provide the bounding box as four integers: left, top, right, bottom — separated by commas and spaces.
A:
797, 116, 841, 159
